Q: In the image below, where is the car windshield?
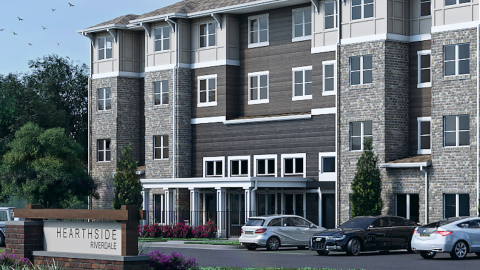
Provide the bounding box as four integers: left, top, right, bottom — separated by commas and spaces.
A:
339, 217, 376, 229
245, 219, 265, 226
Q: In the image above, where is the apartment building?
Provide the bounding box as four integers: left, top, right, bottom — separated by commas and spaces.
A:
78, 0, 480, 237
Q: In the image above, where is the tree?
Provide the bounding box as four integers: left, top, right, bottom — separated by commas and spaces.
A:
350, 139, 382, 217
113, 144, 143, 209
0, 122, 97, 208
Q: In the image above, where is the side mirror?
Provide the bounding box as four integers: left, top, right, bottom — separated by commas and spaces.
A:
369, 224, 374, 228
310, 224, 316, 229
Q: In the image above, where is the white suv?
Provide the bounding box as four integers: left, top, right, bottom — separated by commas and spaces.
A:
0, 207, 15, 246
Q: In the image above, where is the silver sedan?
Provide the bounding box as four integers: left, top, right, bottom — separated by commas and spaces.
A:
239, 214, 326, 251
411, 217, 480, 259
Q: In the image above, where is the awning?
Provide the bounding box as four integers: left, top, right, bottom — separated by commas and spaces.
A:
379, 155, 432, 168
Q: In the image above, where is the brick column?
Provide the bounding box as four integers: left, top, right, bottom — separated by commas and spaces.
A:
5, 221, 44, 262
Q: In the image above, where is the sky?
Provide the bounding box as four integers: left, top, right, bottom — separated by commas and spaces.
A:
0, 0, 179, 75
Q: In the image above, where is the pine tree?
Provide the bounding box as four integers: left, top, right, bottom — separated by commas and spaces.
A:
350, 138, 382, 217
113, 144, 143, 209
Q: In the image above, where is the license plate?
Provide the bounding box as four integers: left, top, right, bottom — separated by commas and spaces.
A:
420, 234, 430, 237
245, 231, 253, 235
316, 238, 324, 242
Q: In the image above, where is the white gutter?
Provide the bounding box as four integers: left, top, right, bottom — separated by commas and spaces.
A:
335, 0, 341, 228
420, 166, 428, 224
477, 20, 479, 216
87, 38, 92, 210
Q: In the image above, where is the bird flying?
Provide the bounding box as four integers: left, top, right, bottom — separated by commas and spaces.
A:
68, 2, 74, 7
42, 26, 47, 30
66, 56, 70, 59
17, 17, 23, 21
28, 43, 32, 46
52, 8, 56, 11
57, 42, 60, 46
0, 29, 4, 31
12, 31, 17, 35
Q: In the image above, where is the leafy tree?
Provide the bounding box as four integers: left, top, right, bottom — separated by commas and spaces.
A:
0, 122, 97, 208
113, 144, 143, 209
350, 139, 383, 217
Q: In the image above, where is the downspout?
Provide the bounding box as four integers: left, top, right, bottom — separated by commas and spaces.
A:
420, 166, 428, 224
335, 0, 342, 228
88, 36, 93, 210
167, 17, 179, 179
251, 180, 258, 217
477, 21, 479, 216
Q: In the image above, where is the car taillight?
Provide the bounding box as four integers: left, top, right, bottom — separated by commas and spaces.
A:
241, 229, 243, 234
413, 230, 418, 235
433, 231, 453, 236
255, 228, 267, 234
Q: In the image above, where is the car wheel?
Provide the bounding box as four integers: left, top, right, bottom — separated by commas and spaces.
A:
450, 241, 468, 260
297, 246, 306, 250
346, 238, 361, 256
420, 251, 436, 259
316, 250, 329, 256
246, 244, 257, 251
0, 233, 4, 247
266, 236, 280, 251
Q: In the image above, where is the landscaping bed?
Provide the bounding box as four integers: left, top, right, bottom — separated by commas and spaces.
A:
184, 240, 241, 245
199, 268, 362, 270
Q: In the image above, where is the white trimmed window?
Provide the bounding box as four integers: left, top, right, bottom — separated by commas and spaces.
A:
417, 50, 431, 88
445, 0, 471, 6
254, 154, 277, 177
350, 121, 373, 151
98, 36, 113, 60
200, 22, 216, 48
97, 139, 111, 162
281, 153, 306, 178
248, 71, 269, 105
323, 60, 336, 96
154, 80, 168, 105
444, 115, 470, 147
97, 88, 111, 111
444, 194, 469, 218
417, 117, 431, 155
420, 0, 431, 17
197, 74, 217, 107
319, 152, 336, 181
154, 26, 170, 52
292, 66, 312, 100
203, 157, 225, 177
325, 1, 338, 29
228, 156, 250, 177
396, 194, 420, 223
248, 14, 269, 48
352, 0, 374, 20
350, 55, 372, 85
292, 7, 312, 41
154, 135, 169, 160
444, 43, 470, 76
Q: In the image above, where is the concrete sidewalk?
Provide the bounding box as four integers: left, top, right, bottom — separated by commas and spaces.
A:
141, 238, 244, 250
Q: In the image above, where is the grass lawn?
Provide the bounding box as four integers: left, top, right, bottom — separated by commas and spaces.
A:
139, 237, 227, 242
184, 240, 241, 245
0, 248, 4, 253
199, 268, 362, 270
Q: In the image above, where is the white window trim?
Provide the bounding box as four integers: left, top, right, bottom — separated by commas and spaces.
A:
318, 152, 336, 181
292, 66, 313, 101
154, 26, 170, 52
98, 36, 113, 61
351, 0, 375, 20
227, 156, 251, 177
417, 117, 431, 155
443, 193, 469, 218
350, 121, 373, 152
248, 71, 270, 105
254, 154, 278, 177
199, 21, 216, 49
281, 153, 307, 178
203, 156, 225, 178
395, 194, 412, 220
153, 135, 169, 160
417, 50, 432, 88
350, 55, 373, 86
324, 0, 338, 30
248, 14, 269, 49
445, 0, 471, 6
197, 74, 218, 107
420, 0, 431, 17
322, 60, 337, 96
154, 81, 169, 106
97, 139, 111, 163
97, 87, 111, 111
444, 115, 470, 148
292, 7, 312, 42
444, 43, 470, 77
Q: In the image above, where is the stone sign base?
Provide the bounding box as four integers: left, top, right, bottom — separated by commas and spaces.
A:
33, 252, 150, 270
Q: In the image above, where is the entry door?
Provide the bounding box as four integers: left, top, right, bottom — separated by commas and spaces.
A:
366, 217, 391, 250
322, 194, 335, 229
205, 193, 216, 223
284, 194, 304, 217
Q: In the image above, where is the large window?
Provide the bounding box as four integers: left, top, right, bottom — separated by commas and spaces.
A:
350, 121, 373, 151
204, 157, 224, 177
98, 36, 112, 60
352, 0, 374, 20
292, 7, 312, 41
97, 88, 111, 111
444, 194, 469, 218
396, 194, 419, 223
420, 0, 431, 16
154, 81, 168, 105
445, 0, 471, 6
254, 155, 277, 177
197, 75, 217, 107
325, 1, 338, 29
418, 50, 431, 88
418, 117, 431, 155
97, 139, 111, 162
319, 152, 336, 181
292, 66, 312, 100
282, 154, 306, 177
154, 135, 169, 160
154, 26, 170, 52
248, 71, 269, 104
444, 115, 469, 147
200, 22, 216, 48
444, 44, 470, 76
248, 14, 269, 48
323, 60, 336, 96
350, 55, 373, 85
228, 156, 250, 177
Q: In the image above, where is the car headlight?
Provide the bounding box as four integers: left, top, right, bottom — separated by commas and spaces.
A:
326, 235, 346, 241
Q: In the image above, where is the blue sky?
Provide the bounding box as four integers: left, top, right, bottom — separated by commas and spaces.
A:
0, 0, 179, 75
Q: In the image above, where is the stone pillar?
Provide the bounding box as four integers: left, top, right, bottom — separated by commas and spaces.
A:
5, 221, 44, 262
164, 188, 174, 225
244, 188, 251, 220
216, 188, 227, 238
189, 188, 200, 227
142, 189, 150, 226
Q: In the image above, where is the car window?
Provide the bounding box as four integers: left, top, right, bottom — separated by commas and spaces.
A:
268, 218, 282, 227
294, 217, 310, 227
390, 217, 406, 226
0, 211, 7, 221
457, 220, 480, 229
340, 217, 376, 229
284, 217, 295, 226
371, 217, 389, 228
245, 219, 265, 226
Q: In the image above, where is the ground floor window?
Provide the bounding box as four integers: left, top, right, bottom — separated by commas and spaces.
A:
396, 194, 419, 223
154, 194, 165, 224
444, 193, 469, 218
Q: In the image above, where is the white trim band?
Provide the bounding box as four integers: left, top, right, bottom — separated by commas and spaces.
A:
311, 45, 337, 54
191, 116, 226, 125
379, 161, 432, 168
311, 107, 336, 115
431, 21, 480, 33
92, 71, 145, 79
224, 114, 311, 125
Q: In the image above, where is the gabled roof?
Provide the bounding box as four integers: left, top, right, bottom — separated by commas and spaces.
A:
89, 14, 139, 29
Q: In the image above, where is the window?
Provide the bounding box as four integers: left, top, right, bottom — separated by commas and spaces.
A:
444, 44, 470, 76
319, 152, 336, 181
418, 50, 431, 88
352, 0, 374, 20
154, 135, 169, 160
97, 139, 111, 162
350, 55, 373, 85
281, 154, 306, 177
350, 121, 373, 151
445, 0, 471, 6
444, 115, 469, 147
248, 14, 269, 48
197, 75, 217, 107
248, 71, 269, 104
323, 60, 336, 96
420, 0, 431, 16
200, 22, 216, 48
154, 194, 166, 224
98, 36, 112, 60
292, 7, 312, 41
203, 157, 224, 177
97, 88, 111, 111
396, 194, 419, 223
154, 81, 168, 105
325, 1, 338, 29
444, 194, 469, 218
228, 156, 250, 177
254, 154, 277, 176
292, 66, 312, 100
154, 26, 170, 52
418, 117, 431, 155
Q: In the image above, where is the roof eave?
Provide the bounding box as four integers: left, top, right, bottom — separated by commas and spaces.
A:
379, 161, 432, 168
129, 13, 187, 25
77, 23, 128, 34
